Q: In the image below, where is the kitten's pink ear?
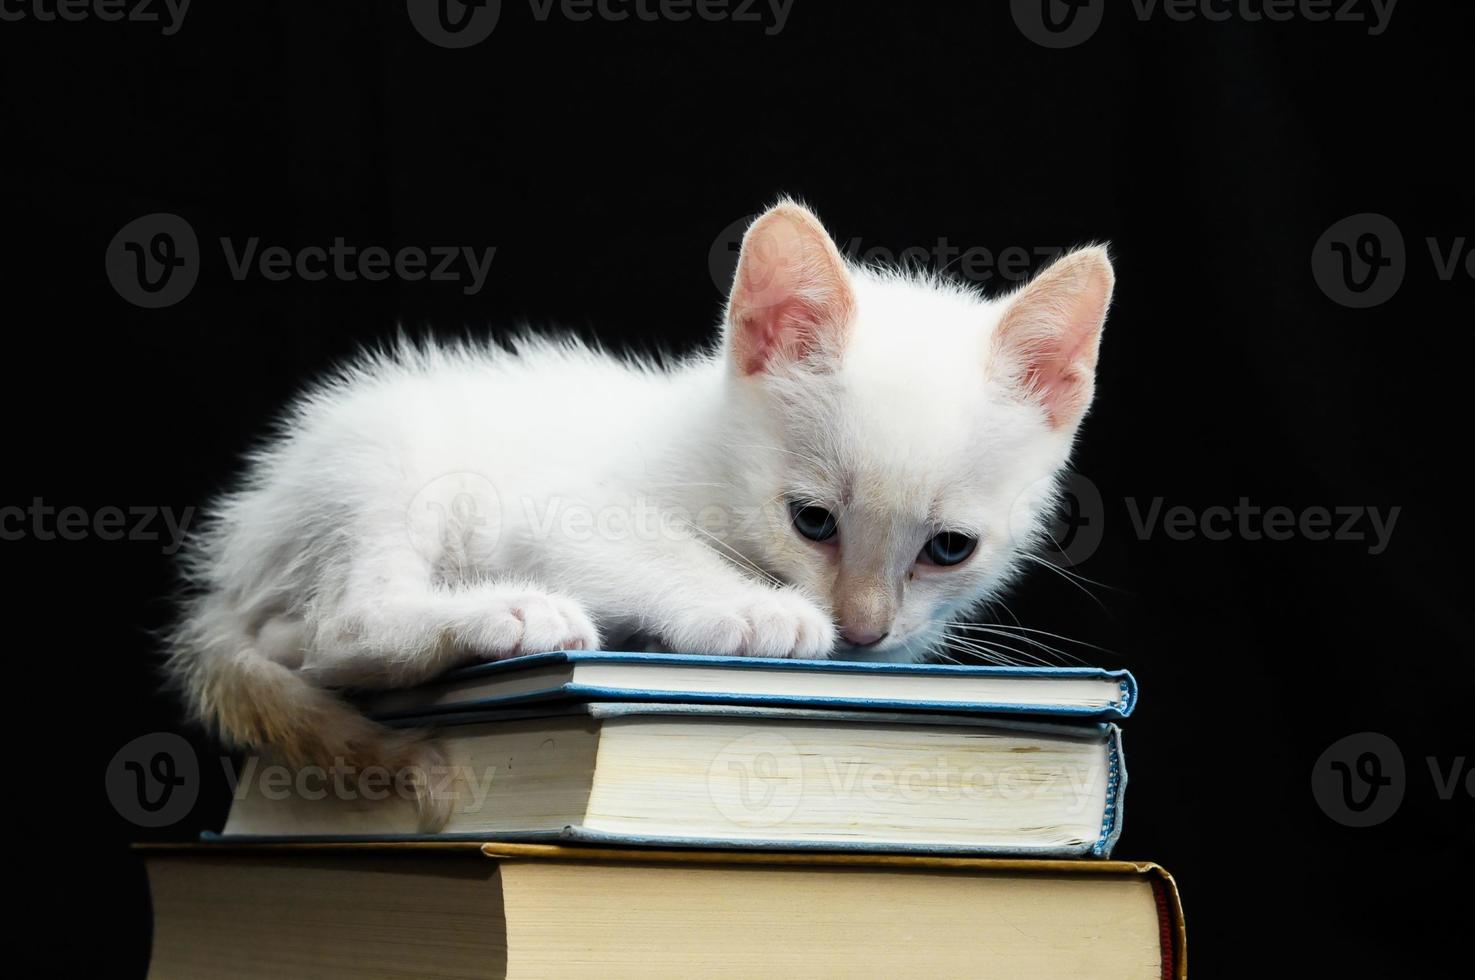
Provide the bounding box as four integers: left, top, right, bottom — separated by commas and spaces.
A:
725, 200, 855, 376
991, 245, 1114, 430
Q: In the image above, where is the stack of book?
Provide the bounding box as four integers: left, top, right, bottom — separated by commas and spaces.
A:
142, 653, 1186, 978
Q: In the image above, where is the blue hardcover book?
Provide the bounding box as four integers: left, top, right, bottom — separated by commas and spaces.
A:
214, 701, 1126, 858
360, 650, 1137, 722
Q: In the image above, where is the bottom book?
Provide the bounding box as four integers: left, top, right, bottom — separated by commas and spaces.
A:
140, 842, 1186, 978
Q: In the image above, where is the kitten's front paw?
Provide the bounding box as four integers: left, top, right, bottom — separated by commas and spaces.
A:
466, 591, 600, 659
665, 588, 836, 660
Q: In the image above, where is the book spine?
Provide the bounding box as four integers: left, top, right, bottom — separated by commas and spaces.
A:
372, 685, 1136, 723
1092, 724, 1127, 858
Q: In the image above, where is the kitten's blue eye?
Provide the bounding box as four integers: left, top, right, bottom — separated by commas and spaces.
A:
922, 531, 977, 567
789, 501, 838, 542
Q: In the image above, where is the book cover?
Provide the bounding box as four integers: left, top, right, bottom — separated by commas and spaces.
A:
140, 841, 1185, 979
209, 701, 1127, 858
359, 650, 1139, 721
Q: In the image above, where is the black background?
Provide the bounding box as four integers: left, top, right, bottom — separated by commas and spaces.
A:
3, 2, 1472, 976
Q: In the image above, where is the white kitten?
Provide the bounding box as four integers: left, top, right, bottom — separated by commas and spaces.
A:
167, 199, 1113, 807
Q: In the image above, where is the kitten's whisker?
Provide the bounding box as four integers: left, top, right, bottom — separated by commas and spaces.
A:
935, 643, 1004, 666
985, 600, 1026, 628
960, 638, 1052, 667
1017, 553, 1111, 612
672, 518, 784, 588
957, 621, 1115, 656
943, 623, 1088, 666
1034, 535, 1125, 593
950, 628, 1061, 668
937, 631, 1042, 667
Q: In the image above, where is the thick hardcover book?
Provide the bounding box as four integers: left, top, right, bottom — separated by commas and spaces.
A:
216, 702, 1127, 857
141, 842, 1186, 979
359, 650, 1138, 721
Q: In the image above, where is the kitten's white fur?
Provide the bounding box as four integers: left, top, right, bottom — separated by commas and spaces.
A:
166, 200, 1113, 814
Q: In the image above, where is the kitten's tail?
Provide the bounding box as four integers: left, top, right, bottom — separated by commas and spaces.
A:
165, 597, 451, 832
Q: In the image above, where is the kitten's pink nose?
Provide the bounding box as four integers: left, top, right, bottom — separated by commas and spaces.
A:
840, 627, 889, 648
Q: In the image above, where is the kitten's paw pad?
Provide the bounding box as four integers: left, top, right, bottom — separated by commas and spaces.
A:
468, 592, 599, 659
668, 590, 836, 660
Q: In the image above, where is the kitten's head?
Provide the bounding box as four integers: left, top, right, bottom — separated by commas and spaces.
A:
721, 199, 1113, 662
